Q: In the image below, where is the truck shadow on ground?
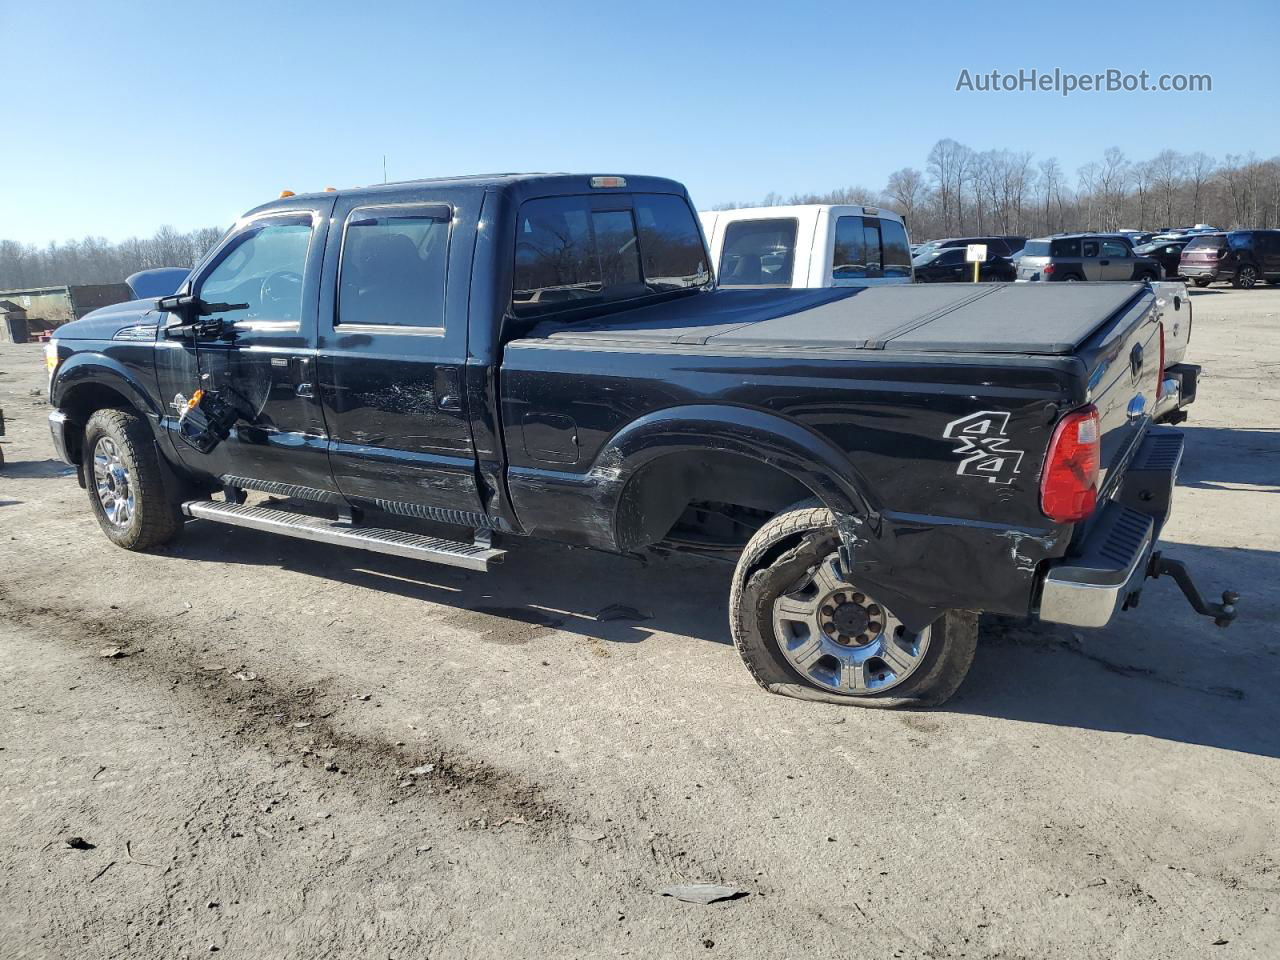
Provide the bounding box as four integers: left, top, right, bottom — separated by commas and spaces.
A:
169, 520, 735, 649
1177, 425, 1280, 493
0, 458, 78, 479
957, 538, 1280, 760
171, 520, 1278, 758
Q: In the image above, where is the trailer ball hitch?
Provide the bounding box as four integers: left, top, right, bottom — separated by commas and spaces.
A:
1141, 551, 1240, 628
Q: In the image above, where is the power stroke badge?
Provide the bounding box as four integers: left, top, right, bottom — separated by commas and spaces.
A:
943, 411, 1025, 484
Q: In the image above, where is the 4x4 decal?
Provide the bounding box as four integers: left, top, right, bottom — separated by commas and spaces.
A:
943, 411, 1025, 484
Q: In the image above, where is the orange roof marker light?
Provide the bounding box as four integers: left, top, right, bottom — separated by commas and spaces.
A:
279, 189, 296, 198
324, 186, 337, 192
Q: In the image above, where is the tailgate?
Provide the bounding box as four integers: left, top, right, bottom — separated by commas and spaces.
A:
1077, 290, 1164, 499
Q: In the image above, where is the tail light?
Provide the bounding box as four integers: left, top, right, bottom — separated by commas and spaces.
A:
1043, 263, 1055, 276
1041, 405, 1100, 523
1156, 323, 1166, 400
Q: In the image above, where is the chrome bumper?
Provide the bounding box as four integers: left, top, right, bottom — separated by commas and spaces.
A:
1037, 430, 1183, 628
49, 409, 74, 464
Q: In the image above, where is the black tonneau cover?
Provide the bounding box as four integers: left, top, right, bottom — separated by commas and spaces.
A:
521, 283, 1149, 356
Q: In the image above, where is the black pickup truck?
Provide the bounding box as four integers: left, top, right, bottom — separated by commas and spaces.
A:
45, 173, 1236, 708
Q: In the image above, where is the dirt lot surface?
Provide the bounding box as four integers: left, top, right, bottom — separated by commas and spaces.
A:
2, 288, 1278, 959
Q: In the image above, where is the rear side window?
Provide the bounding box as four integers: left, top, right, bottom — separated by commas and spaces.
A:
721, 218, 797, 286
1051, 238, 1081, 257
880, 220, 912, 277
1021, 240, 1050, 257
834, 216, 908, 279
1081, 239, 1100, 258
512, 194, 708, 317
339, 205, 450, 328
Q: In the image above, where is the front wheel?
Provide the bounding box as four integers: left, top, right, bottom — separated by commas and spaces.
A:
729, 503, 977, 708
84, 408, 184, 550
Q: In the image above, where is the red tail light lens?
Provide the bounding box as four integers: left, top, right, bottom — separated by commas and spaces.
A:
1041, 405, 1100, 523
1156, 323, 1166, 400
1043, 263, 1055, 276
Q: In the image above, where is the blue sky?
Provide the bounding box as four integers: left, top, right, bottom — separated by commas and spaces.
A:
2, 0, 1276, 244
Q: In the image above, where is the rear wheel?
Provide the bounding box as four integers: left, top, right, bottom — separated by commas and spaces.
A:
729, 502, 977, 708
84, 408, 184, 550
1193, 278, 1212, 288
1233, 264, 1259, 289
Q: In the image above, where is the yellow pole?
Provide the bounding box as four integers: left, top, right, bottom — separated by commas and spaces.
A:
973, 260, 980, 283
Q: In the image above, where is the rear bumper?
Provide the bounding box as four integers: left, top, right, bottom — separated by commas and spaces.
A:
1037, 429, 1182, 628
1179, 264, 1223, 279
1153, 362, 1200, 421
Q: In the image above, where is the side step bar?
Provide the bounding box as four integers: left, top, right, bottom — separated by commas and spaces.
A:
181, 500, 505, 572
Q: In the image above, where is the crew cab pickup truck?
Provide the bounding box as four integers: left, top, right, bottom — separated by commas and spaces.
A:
699, 204, 913, 287
46, 174, 1236, 708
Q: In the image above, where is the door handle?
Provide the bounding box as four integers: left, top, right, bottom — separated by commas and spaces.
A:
435, 368, 462, 411
291, 356, 315, 400
1100, 259, 1111, 266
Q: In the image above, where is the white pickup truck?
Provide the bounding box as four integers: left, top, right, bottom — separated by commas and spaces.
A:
698, 204, 913, 287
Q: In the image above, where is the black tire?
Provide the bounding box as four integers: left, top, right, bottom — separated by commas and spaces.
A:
1193, 278, 1212, 288
1137, 271, 1159, 283
729, 501, 978, 708
1062, 274, 1082, 282
1233, 264, 1259, 289
83, 408, 183, 550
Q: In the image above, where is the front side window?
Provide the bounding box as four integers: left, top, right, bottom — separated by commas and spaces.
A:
512, 194, 708, 318
1101, 240, 1130, 258
339, 207, 450, 328
198, 218, 312, 323
720, 218, 798, 286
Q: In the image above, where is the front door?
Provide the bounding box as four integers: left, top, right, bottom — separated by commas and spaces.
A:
314, 194, 485, 524
1099, 239, 1134, 280
155, 204, 338, 496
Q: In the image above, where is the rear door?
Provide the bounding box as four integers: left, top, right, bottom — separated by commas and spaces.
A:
1261, 231, 1280, 278
314, 193, 486, 522
1080, 238, 1103, 280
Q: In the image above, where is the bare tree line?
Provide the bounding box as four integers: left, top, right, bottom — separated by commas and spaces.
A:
0, 225, 225, 290
713, 140, 1280, 241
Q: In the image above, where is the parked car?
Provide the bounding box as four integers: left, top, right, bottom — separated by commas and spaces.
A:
1178, 230, 1280, 288
912, 245, 1016, 282
698, 204, 913, 287
1135, 239, 1189, 279
914, 235, 1025, 261
45, 173, 1237, 710
1015, 234, 1163, 282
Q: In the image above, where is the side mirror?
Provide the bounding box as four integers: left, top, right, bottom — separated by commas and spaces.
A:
157, 293, 197, 313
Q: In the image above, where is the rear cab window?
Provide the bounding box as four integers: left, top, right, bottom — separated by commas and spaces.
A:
512, 193, 708, 318
720, 218, 798, 286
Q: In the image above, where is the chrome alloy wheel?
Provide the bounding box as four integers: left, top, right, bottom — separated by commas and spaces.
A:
92, 437, 135, 528
772, 553, 930, 695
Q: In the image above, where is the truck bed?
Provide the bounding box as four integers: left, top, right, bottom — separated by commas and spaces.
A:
521, 283, 1149, 356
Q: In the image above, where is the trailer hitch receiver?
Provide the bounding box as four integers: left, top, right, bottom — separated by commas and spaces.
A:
1136, 551, 1240, 627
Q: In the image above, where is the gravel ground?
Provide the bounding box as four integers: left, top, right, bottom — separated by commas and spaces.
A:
1, 287, 1277, 959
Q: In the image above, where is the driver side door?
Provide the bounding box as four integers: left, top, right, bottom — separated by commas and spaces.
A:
155, 203, 340, 497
